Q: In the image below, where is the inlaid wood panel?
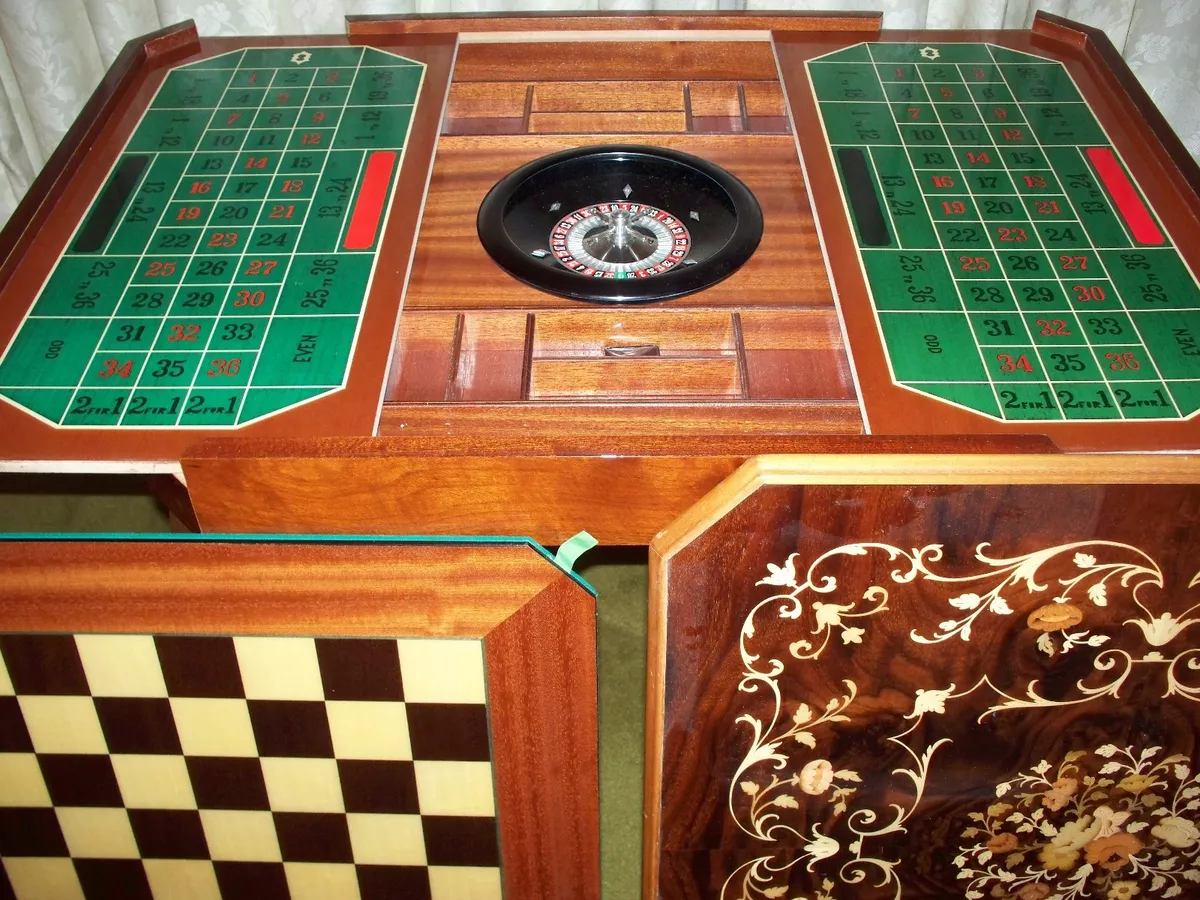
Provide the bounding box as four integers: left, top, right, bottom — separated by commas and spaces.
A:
647, 455, 1200, 900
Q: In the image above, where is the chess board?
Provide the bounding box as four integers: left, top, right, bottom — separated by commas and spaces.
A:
0, 537, 599, 900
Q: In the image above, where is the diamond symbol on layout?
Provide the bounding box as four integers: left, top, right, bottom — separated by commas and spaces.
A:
531, 249, 549, 258
290, 51, 312, 65
919, 46, 940, 60
623, 184, 633, 198
689, 210, 700, 221
549, 201, 561, 211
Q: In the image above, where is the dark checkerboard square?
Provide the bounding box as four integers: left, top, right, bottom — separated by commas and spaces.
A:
248, 700, 333, 757
0, 697, 32, 752
357, 864, 431, 900
214, 862, 290, 899
338, 760, 418, 814
129, 809, 209, 859
422, 815, 500, 867
0, 634, 88, 695
315, 638, 403, 701
406, 703, 491, 761
187, 756, 270, 810
155, 635, 244, 698
0, 862, 15, 900
74, 859, 153, 900
0, 807, 67, 856
94, 697, 181, 755
39, 754, 123, 807
273, 812, 352, 863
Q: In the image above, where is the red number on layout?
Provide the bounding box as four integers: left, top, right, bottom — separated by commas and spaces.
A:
1036, 318, 1071, 336
1060, 255, 1088, 271
996, 353, 1034, 373
1106, 351, 1140, 371
176, 206, 202, 221
233, 290, 265, 307
268, 205, 295, 219
959, 255, 991, 272
207, 357, 242, 377
207, 231, 238, 248
996, 227, 1028, 242
97, 358, 133, 379
966, 152, 991, 165
300, 133, 322, 145
144, 261, 176, 277
244, 260, 278, 277
1023, 175, 1047, 189
189, 180, 212, 195
1034, 200, 1061, 215
245, 156, 269, 170
942, 201, 967, 215
168, 324, 200, 343
1001, 129, 1024, 141
1073, 285, 1106, 302
931, 175, 955, 188
281, 180, 304, 193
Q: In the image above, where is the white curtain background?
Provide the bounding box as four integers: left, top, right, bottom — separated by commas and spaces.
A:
0, 0, 1195, 226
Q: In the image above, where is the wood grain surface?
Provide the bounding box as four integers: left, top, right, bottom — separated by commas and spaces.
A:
348, 12, 883, 36
646, 455, 1200, 899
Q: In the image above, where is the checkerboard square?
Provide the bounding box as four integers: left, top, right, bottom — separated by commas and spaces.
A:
422, 817, 500, 868
346, 813, 425, 866
95, 697, 182, 755
414, 761, 495, 817
0, 636, 88, 696
129, 809, 210, 859
76, 635, 167, 698
0, 699, 31, 752
170, 698, 258, 757
155, 637, 244, 699
406, 703, 490, 761
73, 859, 153, 900
248, 700, 333, 757
19, 696, 107, 754
0, 753, 51, 807
357, 865, 431, 900
213, 862, 289, 899
112, 754, 196, 809
0, 861, 12, 900
200, 810, 281, 862
274, 813, 352, 863
2, 858, 84, 900
338, 760, 418, 815
186, 757, 268, 810
397, 639, 486, 704
428, 865, 503, 900
56, 807, 139, 859
0, 654, 12, 696
0, 808, 67, 856
284, 862, 359, 900
327, 701, 409, 760
142, 859, 221, 900
315, 639, 403, 701
39, 755, 123, 807
235, 637, 324, 701
261, 757, 344, 813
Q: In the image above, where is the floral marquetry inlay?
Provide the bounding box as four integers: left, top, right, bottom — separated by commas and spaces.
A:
724, 538, 1200, 900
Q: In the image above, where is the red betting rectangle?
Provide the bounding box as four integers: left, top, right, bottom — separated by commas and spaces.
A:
343, 150, 398, 250
1085, 146, 1164, 245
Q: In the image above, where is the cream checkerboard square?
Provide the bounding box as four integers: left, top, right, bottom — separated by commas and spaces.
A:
397, 639, 486, 704
0, 752, 51, 806
414, 761, 496, 817
2, 857, 85, 900
326, 700, 411, 760
18, 696, 108, 754
111, 753, 196, 809
429, 864, 504, 900
235, 636, 325, 701
143, 859, 222, 900
261, 757, 344, 812
170, 697, 258, 757
199, 809, 282, 862
284, 862, 360, 900
346, 812, 426, 866
75, 634, 167, 698
56, 806, 139, 859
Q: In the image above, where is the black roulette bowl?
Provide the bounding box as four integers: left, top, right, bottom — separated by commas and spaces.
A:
476, 144, 763, 303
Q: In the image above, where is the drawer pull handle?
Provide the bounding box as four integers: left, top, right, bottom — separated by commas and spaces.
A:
603, 344, 660, 358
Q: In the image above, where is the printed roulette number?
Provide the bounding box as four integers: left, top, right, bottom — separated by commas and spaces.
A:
476, 145, 763, 303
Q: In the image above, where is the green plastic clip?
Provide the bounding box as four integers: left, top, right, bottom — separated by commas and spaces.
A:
554, 530, 598, 572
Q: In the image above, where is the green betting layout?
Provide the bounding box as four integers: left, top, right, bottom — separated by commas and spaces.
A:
0, 46, 423, 428
810, 42, 1200, 422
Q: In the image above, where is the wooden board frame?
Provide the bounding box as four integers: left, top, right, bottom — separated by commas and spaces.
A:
645, 452, 1200, 899
0, 536, 600, 900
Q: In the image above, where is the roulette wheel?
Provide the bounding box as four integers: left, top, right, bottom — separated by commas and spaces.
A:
475, 145, 763, 302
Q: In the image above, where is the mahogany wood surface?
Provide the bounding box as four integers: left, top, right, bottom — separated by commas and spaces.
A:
0, 538, 599, 900
347, 12, 883, 36
181, 435, 1057, 544
776, 23, 1200, 451
646, 454, 1200, 899
0, 30, 454, 465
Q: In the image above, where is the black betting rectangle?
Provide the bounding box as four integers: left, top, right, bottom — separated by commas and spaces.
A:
836, 147, 892, 247
406, 703, 491, 761
213, 862, 291, 900
0, 634, 89, 695
93, 697, 181, 755
0, 697, 32, 752
128, 809, 210, 859
247, 700, 334, 758
73, 859, 154, 900
38, 754, 123, 807
273, 812, 353, 863
357, 865, 432, 900
421, 816, 500, 868
0, 807, 67, 856
338, 760, 419, 814
186, 756, 270, 810
72, 154, 149, 253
